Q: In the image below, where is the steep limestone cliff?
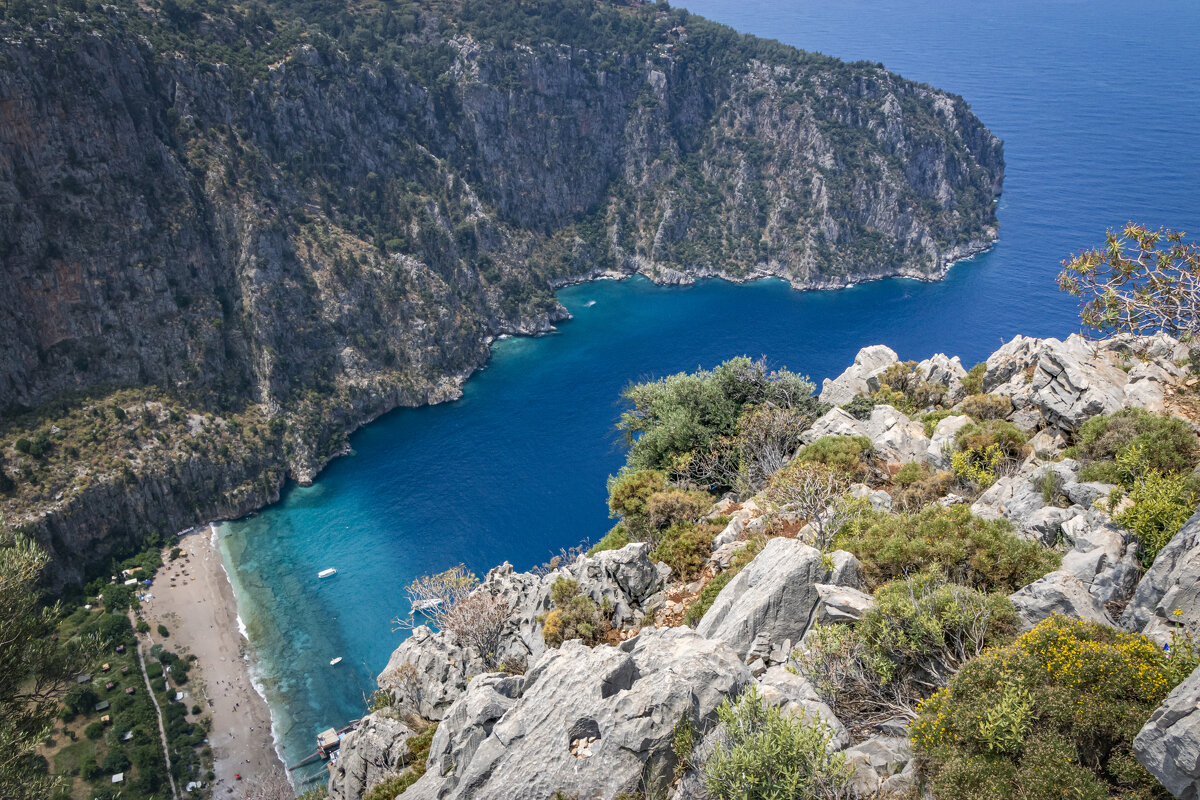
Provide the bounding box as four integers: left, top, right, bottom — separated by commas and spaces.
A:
0, 0, 1003, 586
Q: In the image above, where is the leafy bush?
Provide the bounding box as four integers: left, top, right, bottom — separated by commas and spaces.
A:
870, 361, 946, 412
643, 489, 712, 542
618, 358, 821, 477
587, 523, 631, 556
83, 721, 105, 740
702, 686, 852, 800
1113, 445, 1199, 565
841, 394, 876, 420
834, 505, 1059, 591
921, 409, 955, 437
951, 443, 1005, 489
607, 469, 667, 520
542, 578, 607, 648
913, 616, 1199, 800
961, 362, 986, 396
795, 572, 1015, 726
893, 470, 957, 512
857, 571, 1016, 686
795, 435, 874, 482
1075, 407, 1199, 482
959, 393, 1013, 421
955, 419, 1028, 460
651, 522, 714, 581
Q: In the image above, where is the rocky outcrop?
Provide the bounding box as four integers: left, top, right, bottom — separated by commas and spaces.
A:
800, 405, 931, 466
1121, 509, 1200, 644
1009, 571, 1115, 630
1134, 664, 1200, 800
327, 713, 416, 800
819, 346, 900, 405
400, 627, 750, 800
378, 543, 669, 719
983, 334, 1189, 432
695, 537, 860, 662
757, 666, 849, 750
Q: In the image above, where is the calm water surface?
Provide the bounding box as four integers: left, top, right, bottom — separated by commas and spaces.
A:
216, 0, 1200, 775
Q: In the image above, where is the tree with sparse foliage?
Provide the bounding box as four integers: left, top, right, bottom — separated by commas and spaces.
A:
395, 565, 511, 667
0, 531, 93, 800
765, 461, 856, 549
1058, 222, 1200, 339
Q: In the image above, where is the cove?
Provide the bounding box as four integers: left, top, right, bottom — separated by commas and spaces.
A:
217, 0, 1200, 776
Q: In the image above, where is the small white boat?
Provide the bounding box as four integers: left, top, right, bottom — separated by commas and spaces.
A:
329, 657, 343, 666
411, 598, 443, 615
318, 568, 337, 579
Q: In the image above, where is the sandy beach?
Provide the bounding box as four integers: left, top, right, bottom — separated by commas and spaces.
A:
139, 525, 289, 795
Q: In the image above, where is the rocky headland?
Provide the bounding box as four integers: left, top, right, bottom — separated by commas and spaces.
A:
330, 332, 1200, 799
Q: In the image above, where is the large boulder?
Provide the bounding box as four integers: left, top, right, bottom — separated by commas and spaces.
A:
1009, 571, 1115, 630
915, 353, 969, 406
379, 626, 480, 721
800, 405, 931, 466
1121, 509, 1200, 645
819, 345, 899, 406
695, 537, 859, 661
1134, 664, 1200, 800
400, 627, 751, 800
327, 713, 416, 800
927, 414, 972, 469
1059, 510, 1141, 607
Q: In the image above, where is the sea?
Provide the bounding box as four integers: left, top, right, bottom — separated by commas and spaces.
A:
211, 0, 1200, 781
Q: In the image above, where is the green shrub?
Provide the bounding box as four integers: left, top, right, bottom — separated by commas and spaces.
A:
617, 357, 821, 475
955, 418, 1028, 460
1076, 407, 1198, 476
796, 572, 1016, 727
1113, 445, 1199, 565
959, 393, 1013, 421
870, 361, 946, 412
156, 624, 169, 638
651, 522, 714, 581
856, 570, 1017, 686
893, 470, 956, 512
703, 686, 852, 800
644, 488, 712, 540
951, 443, 1004, 489
135, 618, 149, 634
961, 362, 986, 396
921, 409, 955, 437
587, 523, 631, 555
834, 505, 1059, 592
913, 616, 1199, 800
841, 395, 876, 420
795, 435, 874, 481
607, 469, 666, 520
83, 721, 105, 740
893, 461, 928, 487
542, 578, 607, 648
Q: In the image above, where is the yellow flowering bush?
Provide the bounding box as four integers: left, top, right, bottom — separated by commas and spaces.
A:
912, 616, 1199, 799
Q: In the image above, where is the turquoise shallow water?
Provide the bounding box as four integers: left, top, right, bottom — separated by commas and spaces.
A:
216, 0, 1200, 778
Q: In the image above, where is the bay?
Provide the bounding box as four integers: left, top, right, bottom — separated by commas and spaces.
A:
216, 0, 1200, 775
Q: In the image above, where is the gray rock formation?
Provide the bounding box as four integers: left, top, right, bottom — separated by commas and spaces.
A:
843, 736, 914, 797
800, 405, 930, 466
379, 543, 669, 718
695, 538, 859, 660
1134, 664, 1200, 800
1009, 571, 1115, 630
327, 713, 416, 800
400, 627, 750, 800
915, 353, 969, 406
819, 346, 900, 406
927, 414, 972, 469
813, 583, 876, 625
1121, 509, 1200, 645
1059, 510, 1141, 607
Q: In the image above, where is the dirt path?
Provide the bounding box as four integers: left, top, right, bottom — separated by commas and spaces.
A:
131, 613, 180, 800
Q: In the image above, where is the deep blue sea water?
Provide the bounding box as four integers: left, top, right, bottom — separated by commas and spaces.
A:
215, 0, 1200, 778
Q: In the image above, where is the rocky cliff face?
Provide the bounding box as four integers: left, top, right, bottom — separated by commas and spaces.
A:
0, 0, 1002, 585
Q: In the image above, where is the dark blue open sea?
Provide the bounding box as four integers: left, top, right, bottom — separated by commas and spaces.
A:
215, 0, 1200, 778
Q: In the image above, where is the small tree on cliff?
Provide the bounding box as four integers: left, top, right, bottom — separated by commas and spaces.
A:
395, 565, 511, 668
1058, 222, 1200, 339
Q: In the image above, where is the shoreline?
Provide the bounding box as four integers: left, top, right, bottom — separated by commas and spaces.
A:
139, 524, 290, 794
